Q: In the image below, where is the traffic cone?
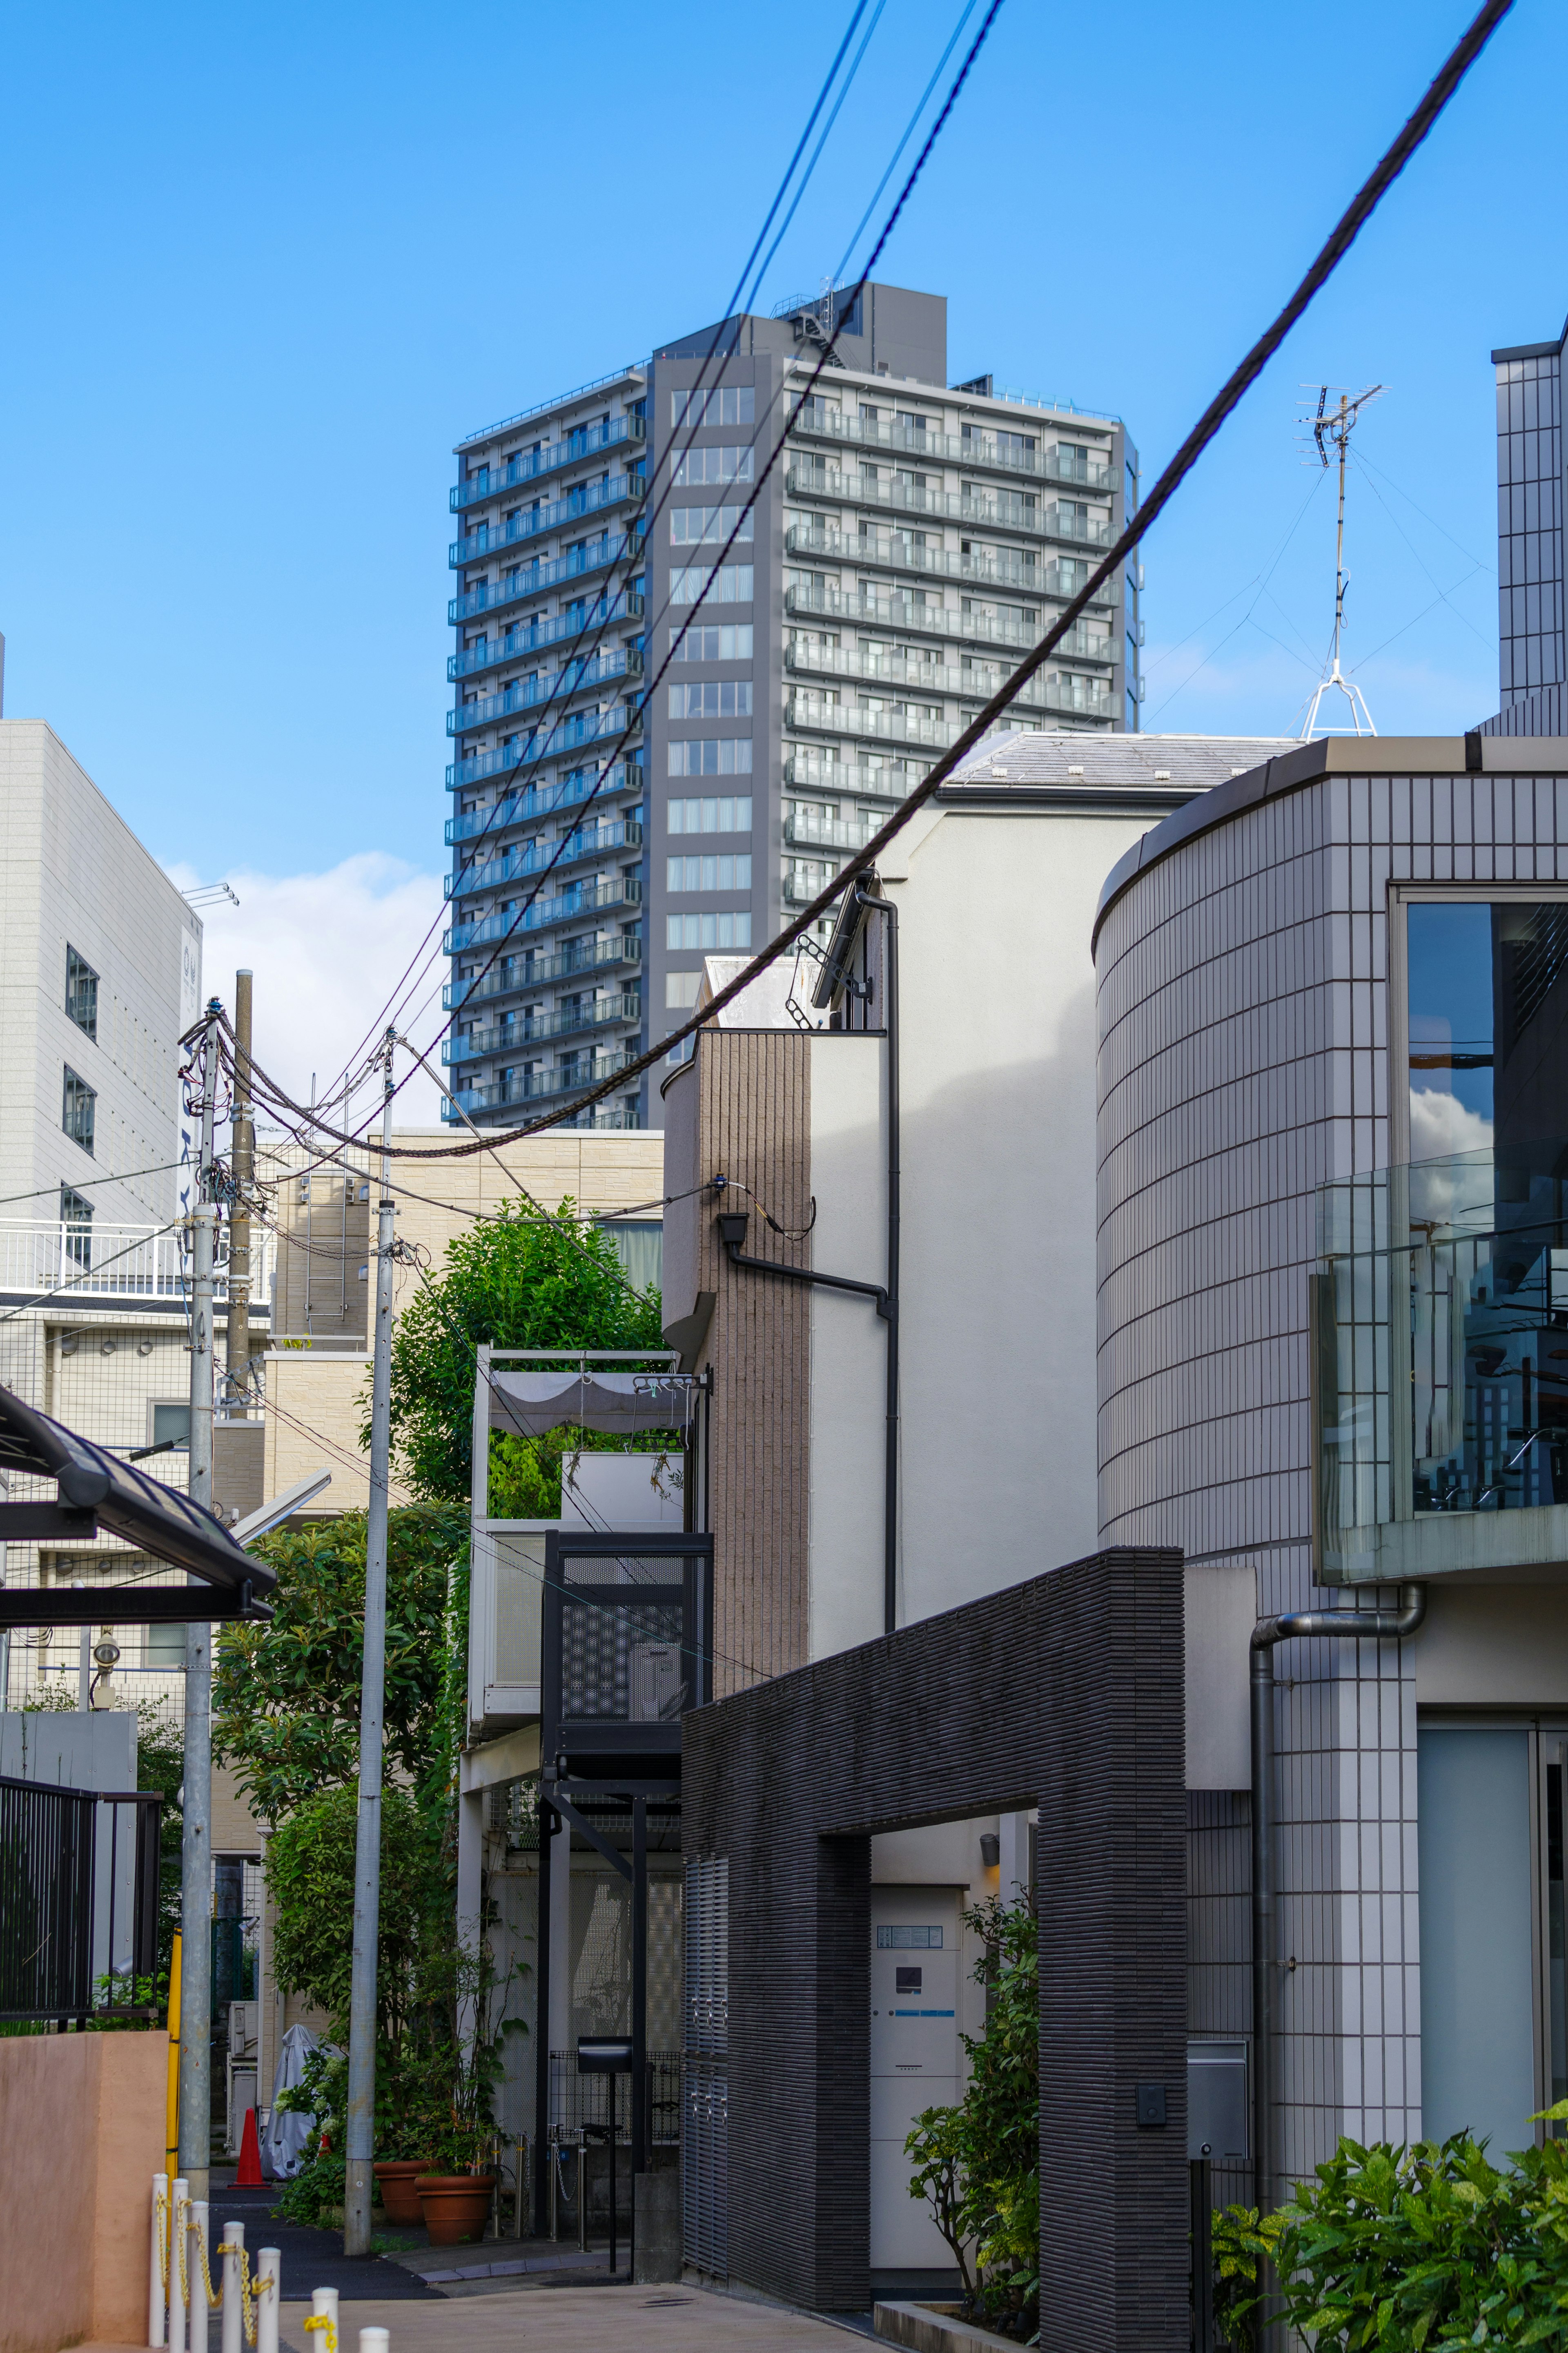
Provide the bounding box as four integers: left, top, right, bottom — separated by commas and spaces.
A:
236, 2108, 264, 2188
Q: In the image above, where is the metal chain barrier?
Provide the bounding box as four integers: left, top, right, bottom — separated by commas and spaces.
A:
303, 2317, 337, 2353
176, 2195, 191, 2311
194, 2214, 223, 2311
216, 2239, 257, 2349
156, 2185, 171, 2298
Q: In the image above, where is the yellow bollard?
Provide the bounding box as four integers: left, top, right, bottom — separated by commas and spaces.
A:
165, 1931, 183, 2174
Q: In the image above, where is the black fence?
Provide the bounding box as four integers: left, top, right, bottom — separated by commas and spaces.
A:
549, 2049, 682, 2145
0, 1775, 163, 2024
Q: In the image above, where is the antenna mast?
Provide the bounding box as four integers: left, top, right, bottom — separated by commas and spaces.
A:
1299, 382, 1383, 738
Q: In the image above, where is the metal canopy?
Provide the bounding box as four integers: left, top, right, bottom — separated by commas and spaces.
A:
0, 1384, 277, 1626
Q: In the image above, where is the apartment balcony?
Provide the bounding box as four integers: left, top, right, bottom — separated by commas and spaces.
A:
449, 473, 646, 569
786, 466, 1111, 546
782, 810, 885, 854
443, 933, 640, 1013
445, 763, 643, 846
443, 875, 641, 955
445, 1049, 638, 1117
449, 531, 644, 626
451, 415, 645, 511
782, 751, 930, 796
443, 993, 641, 1065
782, 862, 847, 909
448, 593, 643, 683
784, 583, 1114, 656
784, 523, 1105, 599
784, 692, 961, 753
446, 702, 641, 790
0, 1220, 274, 1305
448, 648, 642, 738
786, 407, 1116, 489
448, 820, 642, 903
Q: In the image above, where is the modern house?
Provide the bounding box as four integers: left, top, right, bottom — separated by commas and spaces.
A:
443, 287, 1145, 1130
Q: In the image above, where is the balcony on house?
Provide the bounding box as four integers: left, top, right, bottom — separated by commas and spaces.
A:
784, 691, 961, 753
447, 820, 642, 903
444, 992, 641, 1066
446, 764, 643, 844
449, 531, 644, 626
449, 472, 647, 569
443, 934, 641, 1013
450, 414, 645, 512
786, 405, 1116, 489
449, 1048, 639, 1116
783, 583, 1113, 662
448, 649, 643, 738
448, 593, 644, 684
783, 524, 1109, 602
443, 874, 640, 955
0, 1220, 274, 1307
1316, 1144, 1568, 1582
446, 701, 641, 791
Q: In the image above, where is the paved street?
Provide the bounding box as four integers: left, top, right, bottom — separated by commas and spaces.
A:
273, 2283, 862, 2353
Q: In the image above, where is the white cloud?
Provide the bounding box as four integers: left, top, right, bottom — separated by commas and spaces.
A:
165, 853, 448, 1130
1408, 1087, 1494, 1166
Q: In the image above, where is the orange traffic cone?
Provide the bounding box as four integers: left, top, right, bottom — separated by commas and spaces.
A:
236, 2107, 264, 2188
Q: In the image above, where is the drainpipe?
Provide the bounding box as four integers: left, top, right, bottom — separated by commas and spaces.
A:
1250, 1582, 1426, 2213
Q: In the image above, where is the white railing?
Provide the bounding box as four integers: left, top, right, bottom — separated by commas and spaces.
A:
0, 1221, 275, 1304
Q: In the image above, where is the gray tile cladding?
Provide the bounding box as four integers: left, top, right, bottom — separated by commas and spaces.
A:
1094, 759, 1568, 2184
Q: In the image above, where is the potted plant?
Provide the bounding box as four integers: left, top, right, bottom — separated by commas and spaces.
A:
372, 2161, 430, 2227
411, 1940, 524, 2244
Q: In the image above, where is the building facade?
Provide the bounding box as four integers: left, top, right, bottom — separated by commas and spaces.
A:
443, 285, 1143, 1130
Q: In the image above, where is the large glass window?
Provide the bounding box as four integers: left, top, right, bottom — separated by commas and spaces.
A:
671, 446, 754, 488
62, 1067, 96, 1155
668, 682, 751, 720
670, 506, 754, 547
60, 1184, 93, 1270
1407, 898, 1568, 1162
65, 947, 98, 1039
671, 387, 755, 429
668, 739, 752, 778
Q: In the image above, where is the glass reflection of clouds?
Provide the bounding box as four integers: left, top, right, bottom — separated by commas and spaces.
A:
1407, 902, 1495, 1149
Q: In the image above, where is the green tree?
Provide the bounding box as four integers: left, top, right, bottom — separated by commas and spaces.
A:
379, 1199, 663, 1508
212, 1504, 466, 1822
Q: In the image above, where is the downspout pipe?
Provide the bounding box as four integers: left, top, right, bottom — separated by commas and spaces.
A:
858, 887, 900, 1641
1249, 1582, 1426, 2214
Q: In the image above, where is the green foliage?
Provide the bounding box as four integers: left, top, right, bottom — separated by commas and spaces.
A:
1258, 2117, 1568, 2353
212, 1504, 466, 1822
904, 1893, 1040, 2341
379, 1198, 663, 1505
265, 1786, 447, 2051
1211, 2201, 1286, 2353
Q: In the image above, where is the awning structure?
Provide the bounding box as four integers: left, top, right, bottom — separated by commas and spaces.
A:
0, 1384, 277, 1625
487, 1369, 697, 1439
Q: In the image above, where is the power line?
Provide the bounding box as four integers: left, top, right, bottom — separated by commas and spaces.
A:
407, 0, 1514, 1148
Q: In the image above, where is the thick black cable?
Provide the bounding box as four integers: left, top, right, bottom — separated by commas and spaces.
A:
403, 0, 1513, 1151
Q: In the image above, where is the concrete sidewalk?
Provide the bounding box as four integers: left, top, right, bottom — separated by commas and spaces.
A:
274, 2282, 861, 2352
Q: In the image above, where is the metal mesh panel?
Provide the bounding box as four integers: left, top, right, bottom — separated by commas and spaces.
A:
560, 1599, 683, 1723
682, 1856, 728, 2277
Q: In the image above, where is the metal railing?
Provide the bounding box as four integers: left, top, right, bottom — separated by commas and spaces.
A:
783, 524, 1108, 598
448, 822, 642, 903
457, 362, 647, 453
782, 750, 931, 794
785, 466, 1111, 543
784, 640, 1111, 705
447, 703, 641, 790
550, 2050, 682, 2143
450, 473, 646, 568
786, 406, 1117, 480
784, 583, 1112, 659
449, 532, 644, 626
782, 811, 884, 853
449, 594, 644, 682
446, 764, 643, 843
0, 1220, 273, 1305
0, 1778, 162, 2024
443, 877, 641, 955
449, 649, 641, 736
450, 1050, 639, 1114
451, 415, 645, 509
784, 694, 960, 752
445, 994, 641, 1066
443, 935, 640, 1012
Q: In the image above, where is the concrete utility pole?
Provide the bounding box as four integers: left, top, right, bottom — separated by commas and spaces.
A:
179, 995, 222, 2200
225, 971, 254, 1414
344, 1029, 398, 2257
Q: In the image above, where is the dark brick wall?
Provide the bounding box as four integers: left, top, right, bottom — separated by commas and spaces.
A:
683, 1546, 1187, 2345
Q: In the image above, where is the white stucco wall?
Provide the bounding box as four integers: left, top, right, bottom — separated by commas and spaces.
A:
807, 1032, 887, 1659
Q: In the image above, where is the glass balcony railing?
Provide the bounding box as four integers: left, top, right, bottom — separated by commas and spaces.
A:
782, 750, 931, 794
446, 1049, 638, 1115
784, 693, 961, 753
783, 584, 1114, 663
443, 934, 640, 1013
786, 408, 1115, 489
445, 763, 643, 845
785, 466, 1111, 546
448, 532, 644, 626
448, 821, 642, 902
443, 993, 642, 1065
443, 876, 640, 955
446, 703, 640, 790
448, 594, 643, 683
450, 415, 645, 511
450, 473, 646, 569
784, 642, 1115, 718
783, 811, 884, 854
783, 523, 1109, 602
1317, 1145, 1568, 1579
449, 649, 641, 737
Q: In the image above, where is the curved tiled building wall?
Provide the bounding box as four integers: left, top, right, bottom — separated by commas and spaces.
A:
1094, 758, 1568, 2194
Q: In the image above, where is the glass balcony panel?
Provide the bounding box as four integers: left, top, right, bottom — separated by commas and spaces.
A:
448, 1049, 638, 1115
448, 821, 643, 902
783, 584, 1114, 662
449, 649, 642, 737
443, 934, 641, 1012
446, 703, 641, 791
450, 473, 647, 568
786, 408, 1116, 489
446, 763, 642, 845
450, 415, 645, 511
443, 876, 641, 955
443, 993, 641, 1065
449, 593, 644, 683
449, 531, 644, 627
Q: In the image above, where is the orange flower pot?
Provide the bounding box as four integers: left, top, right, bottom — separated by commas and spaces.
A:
373, 2161, 430, 2226
415, 2172, 497, 2245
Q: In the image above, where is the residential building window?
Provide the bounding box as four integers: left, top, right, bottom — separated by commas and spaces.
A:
672, 446, 756, 487
672, 387, 755, 428
670, 506, 754, 546
667, 854, 751, 892
668, 624, 754, 662
666, 971, 703, 1009
666, 912, 752, 950
669, 564, 753, 607
668, 796, 752, 834
60, 1184, 93, 1269
668, 681, 752, 720
62, 1068, 96, 1155
66, 947, 98, 1040
668, 739, 752, 778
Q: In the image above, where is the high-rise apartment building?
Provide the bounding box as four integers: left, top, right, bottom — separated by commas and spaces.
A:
442, 283, 1142, 1127
1483, 318, 1566, 734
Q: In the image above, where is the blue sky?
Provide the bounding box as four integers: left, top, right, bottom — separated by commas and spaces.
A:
0, 0, 1559, 1102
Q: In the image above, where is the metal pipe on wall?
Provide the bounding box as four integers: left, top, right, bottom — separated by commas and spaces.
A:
225, 972, 253, 1412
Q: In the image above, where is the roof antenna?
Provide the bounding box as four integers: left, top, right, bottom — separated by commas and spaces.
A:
1298, 383, 1383, 738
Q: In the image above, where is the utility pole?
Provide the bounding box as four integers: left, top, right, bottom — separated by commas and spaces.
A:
179, 995, 221, 2202
225, 971, 254, 1414
344, 1029, 397, 2257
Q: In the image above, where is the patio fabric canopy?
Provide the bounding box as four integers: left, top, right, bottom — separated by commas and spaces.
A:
487, 1369, 694, 1438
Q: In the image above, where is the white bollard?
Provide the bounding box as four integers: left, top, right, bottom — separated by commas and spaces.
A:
150, 2173, 169, 2350
359, 2331, 390, 2353
169, 2182, 189, 2353
220, 2220, 243, 2353
255, 2249, 281, 2353
189, 2201, 209, 2353
305, 2287, 341, 2353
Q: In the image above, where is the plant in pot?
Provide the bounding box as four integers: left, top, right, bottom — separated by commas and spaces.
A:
413, 1940, 526, 2245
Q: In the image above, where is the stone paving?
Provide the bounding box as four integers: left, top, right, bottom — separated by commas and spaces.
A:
274, 2282, 862, 2351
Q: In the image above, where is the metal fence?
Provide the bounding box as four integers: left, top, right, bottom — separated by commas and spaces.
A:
549, 2050, 682, 2145
0, 1777, 163, 2023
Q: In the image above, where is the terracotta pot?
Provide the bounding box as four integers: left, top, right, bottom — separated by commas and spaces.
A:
415, 2172, 497, 2246
373, 2161, 430, 2227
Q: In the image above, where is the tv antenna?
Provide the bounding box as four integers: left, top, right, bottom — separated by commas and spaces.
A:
1298, 383, 1383, 738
